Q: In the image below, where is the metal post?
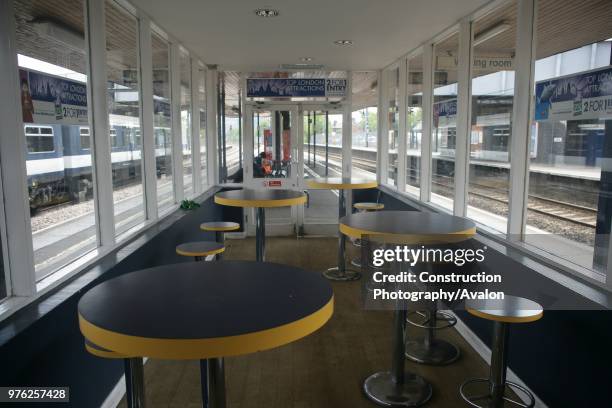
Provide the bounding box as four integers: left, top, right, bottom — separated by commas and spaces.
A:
307, 112, 311, 165
325, 111, 329, 176
256, 207, 266, 262
215, 231, 224, 260
257, 112, 260, 154
391, 308, 407, 385
238, 90, 242, 169
217, 76, 223, 183
313, 112, 317, 170
124, 358, 145, 408
489, 321, 509, 407
365, 107, 369, 148
206, 357, 226, 408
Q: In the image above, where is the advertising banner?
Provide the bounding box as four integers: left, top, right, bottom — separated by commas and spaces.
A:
535, 66, 612, 121
19, 68, 88, 125
433, 99, 457, 128
247, 78, 347, 98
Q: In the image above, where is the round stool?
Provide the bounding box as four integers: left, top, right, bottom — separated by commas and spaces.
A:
176, 241, 225, 262
405, 309, 459, 365
460, 295, 543, 408
351, 202, 384, 268
200, 221, 239, 260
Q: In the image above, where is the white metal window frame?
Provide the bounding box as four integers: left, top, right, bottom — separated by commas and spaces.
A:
0, 0, 216, 319
377, 0, 612, 292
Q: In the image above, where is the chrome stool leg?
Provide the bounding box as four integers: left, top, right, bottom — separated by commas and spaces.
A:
215, 232, 224, 260
405, 309, 460, 365
459, 321, 535, 408
363, 309, 432, 407
323, 190, 360, 281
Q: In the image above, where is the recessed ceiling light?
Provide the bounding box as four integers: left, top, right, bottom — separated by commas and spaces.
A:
254, 8, 279, 17
300, 57, 313, 62
334, 40, 353, 46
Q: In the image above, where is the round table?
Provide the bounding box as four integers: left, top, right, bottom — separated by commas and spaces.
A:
214, 189, 306, 261
306, 177, 378, 281
340, 211, 476, 407
78, 261, 334, 408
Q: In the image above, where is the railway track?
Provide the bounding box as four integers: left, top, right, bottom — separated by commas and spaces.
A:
320, 149, 598, 229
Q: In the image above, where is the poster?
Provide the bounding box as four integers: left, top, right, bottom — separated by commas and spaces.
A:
19, 68, 88, 125
433, 99, 457, 128
535, 66, 612, 121
247, 78, 347, 98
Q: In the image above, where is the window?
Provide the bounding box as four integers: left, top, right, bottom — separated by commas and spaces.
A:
198, 63, 207, 189
79, 127, 90, 149
219, 71, 242, 182
406, 54, 423, 196
466, 2, 517, 233
15, 0, 97, 280
352, 71, 378, 180
431, 32, 459, 211
387, 67, 400, 186
151, 26, 174, 213
525, 0, 612, 278
105, 0, 145, 236
179, 46, 193, 197
25, 126, 55, 153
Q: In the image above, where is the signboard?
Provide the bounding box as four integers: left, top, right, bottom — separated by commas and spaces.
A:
19, 68, 88, 125
436, 56, 515, 71
535, 66, 612, 121
247, 78, 347, 98
433, 99, 457, 128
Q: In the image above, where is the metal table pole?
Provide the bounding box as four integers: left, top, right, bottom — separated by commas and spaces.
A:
363, 280, 432, 407
203, 357, 226, 408
322, 189, 361, 281
124, 358, 145, 408
255, 207, 266, 262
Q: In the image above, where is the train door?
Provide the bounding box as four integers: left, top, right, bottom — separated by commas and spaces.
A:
298, 106, 345, 235
243, 104, 299, 235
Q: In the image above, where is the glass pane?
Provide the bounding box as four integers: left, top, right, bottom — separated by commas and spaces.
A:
526, 0, 612, 277
106, 0, 144, 236
15, 0, 97, 279
221, 72, 242, 183
198, 64, 207, 189
179, 47, 193, 197
406, 54, 423, 196
431, 33, 459, 211
253, 111, 272, 178
351, 71, 378, 180
466, 2, 517, 233
151, 27, 174, 213
387, 67, 399, 185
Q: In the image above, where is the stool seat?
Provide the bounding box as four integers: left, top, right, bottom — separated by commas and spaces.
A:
200, 221, 240, 232
176, 241, 225, 257
353, 202, 384, 211
466, 295, 543, 324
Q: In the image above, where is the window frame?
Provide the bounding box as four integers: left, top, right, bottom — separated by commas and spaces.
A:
24, 125, 56, 154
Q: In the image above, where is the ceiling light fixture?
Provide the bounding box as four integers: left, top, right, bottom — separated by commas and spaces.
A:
334, 40, 353, 46
300, 57, 313, 62
473, 22, 511, 47
254, 8, 279, 17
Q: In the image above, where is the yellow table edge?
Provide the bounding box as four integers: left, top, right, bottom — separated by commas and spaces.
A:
200, 223, 240, 232
85, 341, 126, 359
176, 246, 225, 257
306, 179, 378, 190
339, 223, 477, 244
78, 295, 334, 360
354, 202, 384, 210
466, 307, 543, 324
215, 193, 307, 208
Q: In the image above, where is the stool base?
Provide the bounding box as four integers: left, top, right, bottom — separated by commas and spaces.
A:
460, 378, 535, 408
323, 267, 361, 281
363, 371, 432, 407
405, 337, 460, 365
351, 258, 361, 268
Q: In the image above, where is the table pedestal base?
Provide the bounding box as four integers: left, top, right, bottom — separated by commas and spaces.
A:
363, 371, 432, 407
405, 338, 460, 365
201, 358, 226, 408
124, 358, 145, 408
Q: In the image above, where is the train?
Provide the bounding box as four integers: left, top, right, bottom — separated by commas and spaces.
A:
25, 114, 173, 213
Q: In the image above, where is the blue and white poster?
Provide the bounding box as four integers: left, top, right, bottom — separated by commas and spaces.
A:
247, 78, 347, 98
535, 66, 612, 121
19, 68, 88, 125
433, 99, 457, 128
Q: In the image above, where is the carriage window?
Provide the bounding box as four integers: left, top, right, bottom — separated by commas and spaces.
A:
466, 2, 516, 233
25, 126, 55, 153
110, 129, 118, 147
15, 0, 97, 282
80, 128, 90, 149
525, 0, 612, 277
